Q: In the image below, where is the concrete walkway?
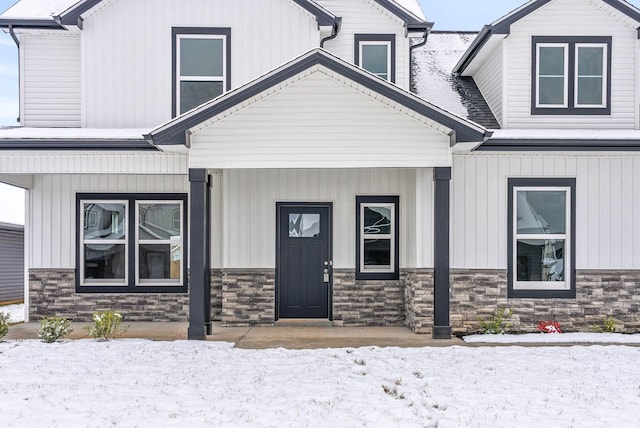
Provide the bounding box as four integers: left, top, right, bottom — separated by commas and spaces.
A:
5, 321, 464, 348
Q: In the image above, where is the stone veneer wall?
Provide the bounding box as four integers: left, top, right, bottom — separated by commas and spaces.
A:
403, 269, 434, 333
211, 269, 223, 321
450, 269, 640, 334
29, 269, 189, 321
220, 269, 275, 327
332, 269, 406, 327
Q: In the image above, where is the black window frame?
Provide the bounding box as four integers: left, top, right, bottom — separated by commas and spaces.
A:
355, 195, 400, 280
75, 193, 188, 294
354, 34, 396, 83
531, 36, 612, 116
172, 27, 232, 118
507, 178, 576, 299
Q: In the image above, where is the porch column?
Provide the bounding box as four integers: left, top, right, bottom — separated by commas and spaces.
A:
433, 167, 451, 339
188, 168, 212, 340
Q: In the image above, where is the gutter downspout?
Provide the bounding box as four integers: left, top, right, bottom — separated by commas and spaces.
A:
8, 24, 19, 47
409, 22, 433, 54
8, 25, 20, 124
320, 17, 342, 48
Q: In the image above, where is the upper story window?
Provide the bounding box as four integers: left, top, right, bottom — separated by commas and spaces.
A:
532, 36, 611, 115
172, 28, 231, 117
354, 35, 396, 83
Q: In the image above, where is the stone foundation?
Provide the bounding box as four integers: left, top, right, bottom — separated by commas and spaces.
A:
451, 269, 640, 334
210, 269, 223, 321
29, 269, 189, 321
220, 269, 275, 327
403, 269, 434, 333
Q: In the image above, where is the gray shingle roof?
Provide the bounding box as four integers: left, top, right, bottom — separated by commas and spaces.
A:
412, 31, 500, 130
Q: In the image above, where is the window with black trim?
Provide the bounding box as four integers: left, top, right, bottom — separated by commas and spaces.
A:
356, 196, 399, 280
532, 36, 611, 115
76, 193, 188, 293
172, 27, 231, 116
354, 34, 396, 83
508, 179, 576, 298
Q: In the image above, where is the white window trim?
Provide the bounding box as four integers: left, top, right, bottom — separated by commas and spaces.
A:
176, 33, 227, 114
135, 201, 184, 287
574, 43, 608, 108
358, 40, 392, 81
512, 186, 571, 291
80, 200, 129, 287
536, 43, 569, 108
359, 202, 395, 274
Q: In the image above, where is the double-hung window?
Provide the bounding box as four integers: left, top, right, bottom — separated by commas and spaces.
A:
77, 193, 188, 293
356, 196, 399, 280
354, 35, 395, 83
508, 179, 576, 298
532, 36, 611, 115
173, 28, 231, 116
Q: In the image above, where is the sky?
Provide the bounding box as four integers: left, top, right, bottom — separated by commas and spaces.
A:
1, 0, 640, 224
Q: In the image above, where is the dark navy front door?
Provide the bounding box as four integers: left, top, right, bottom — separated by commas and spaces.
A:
277, 203, 331, 319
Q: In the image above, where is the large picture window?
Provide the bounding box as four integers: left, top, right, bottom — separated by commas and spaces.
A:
508, 179, 575, 298
77, 194, 188, 293
172, 27, 231, 116
356, 195, 399, 280
354, 34, 396, 83
532, 36, 611, 115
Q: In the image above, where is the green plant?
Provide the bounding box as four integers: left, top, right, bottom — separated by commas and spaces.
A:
0, 312, 9, 340
592, 316, 616, 333
38, 317, 73, 343
86, 310, 128, 341
479, 307, 513, 334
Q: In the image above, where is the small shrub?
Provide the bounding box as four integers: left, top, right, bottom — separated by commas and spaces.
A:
38, 317, 73, 343
592, 316, 616, 333
0, 312, 9, 340
86, 311, 128, 341
479, 307, 513, 334
538, 320, 562, 333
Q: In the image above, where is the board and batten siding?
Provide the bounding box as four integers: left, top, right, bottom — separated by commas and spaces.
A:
190, 71, 452, 169
82, 0, 319, 128
218, 168, 434, 270
28, 174, 189, 269
20, 34, 81, 127
0, 225, 24, 303
472, 43, 503, 127
504, 0, 638, 129
452, 153, 640, 270
317, 0, 410, 90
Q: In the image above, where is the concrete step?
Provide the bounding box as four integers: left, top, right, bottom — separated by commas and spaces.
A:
275, 319, 333, 328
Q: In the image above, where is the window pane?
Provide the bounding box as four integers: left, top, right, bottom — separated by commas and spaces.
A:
516, 191, 566, 234
363, 205, 391, 234
288, 214, 320, 237
84, 244, 126, 280
83, 203, 126, 240
516, 239, 565, 282
180, 81, 224, 113
361, 44, 388, 78
577, 76, 603, 105
363, 239, 391, 267
539, 46, 565, 75
538, 77, 565, 105
139, 203, 181, 240
180, 38, 223, 77
578, 47, 603, 76
139, 243, 181, 280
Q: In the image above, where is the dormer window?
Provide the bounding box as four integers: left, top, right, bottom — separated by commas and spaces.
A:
172, 28, 231, 116
354, 35, 395, 83
532, 36, 611, 115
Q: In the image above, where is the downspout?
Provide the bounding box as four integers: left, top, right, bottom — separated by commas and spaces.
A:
320, 17, 342, 48
8, 24, 19, 47
8, 25, 20, 124
408, 23, 433, 54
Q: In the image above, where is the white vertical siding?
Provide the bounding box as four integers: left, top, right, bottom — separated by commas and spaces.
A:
29, 174, 189, 268
316, 0, 410, 90
220, 168, 428, 269
452, 153, 640, 270
21, 34, 81, 127
504, 0, 638, 129
473, 44, 503, 126
83, 0, 319, 128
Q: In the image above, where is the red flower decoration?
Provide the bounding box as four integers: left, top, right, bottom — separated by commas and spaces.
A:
538, 320, 562, 334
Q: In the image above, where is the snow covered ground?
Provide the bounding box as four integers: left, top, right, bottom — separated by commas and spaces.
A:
0, 340, 639, 427
464, 332, 640, 344
0, 303, 24, 323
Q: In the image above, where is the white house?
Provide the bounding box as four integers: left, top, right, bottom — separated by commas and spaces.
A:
0, 0, 639, 339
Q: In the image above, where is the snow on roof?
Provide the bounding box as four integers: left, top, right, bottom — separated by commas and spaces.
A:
391, 0, 426, 21
0, 0, 77, 20
0, 127, 151, 140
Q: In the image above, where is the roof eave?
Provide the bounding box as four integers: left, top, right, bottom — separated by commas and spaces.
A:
0, 18, 64, 29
